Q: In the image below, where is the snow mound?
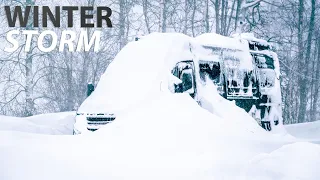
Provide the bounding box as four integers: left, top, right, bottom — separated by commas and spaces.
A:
198, 79, 266, 134
0, 93, 311, 180
95, 92, 267, 139
246, 142, 320, 180
0, 112, 75, 135
0, 94, 272, 180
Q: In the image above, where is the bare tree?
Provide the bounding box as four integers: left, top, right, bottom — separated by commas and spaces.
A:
159, 0, 167, 32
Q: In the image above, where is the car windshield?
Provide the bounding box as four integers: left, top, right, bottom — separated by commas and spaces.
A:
199, 61, 221, 83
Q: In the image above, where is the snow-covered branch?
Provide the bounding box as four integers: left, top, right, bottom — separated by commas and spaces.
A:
242, 0, 264, 9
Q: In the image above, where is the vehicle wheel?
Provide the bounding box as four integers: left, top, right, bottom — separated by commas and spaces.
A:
261, 121, 271, 131
256, 95, 272, 131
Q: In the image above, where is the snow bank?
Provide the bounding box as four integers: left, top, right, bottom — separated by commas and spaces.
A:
0, 86, 317, 180
1, 93, 315, 180
285, 121, 320, 140
197, 79, 266, 134
0, 112, 75, 135
95, 92, 268, 140
0, 93, 284, 180
245, 142, 320, 180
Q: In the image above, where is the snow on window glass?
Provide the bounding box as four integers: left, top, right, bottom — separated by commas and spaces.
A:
259, 69, 275, 87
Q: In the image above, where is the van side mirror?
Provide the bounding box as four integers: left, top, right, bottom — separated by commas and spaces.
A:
172, 69, 195, 94
174, 83, 183, 93
180, 69, 195, 94
170, 61, 195, 95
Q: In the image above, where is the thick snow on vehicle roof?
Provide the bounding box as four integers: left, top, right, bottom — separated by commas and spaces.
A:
232, 33, 270, 47
196, 33, 246, 50
195, 33, 253, 70
78, 33, 198, 114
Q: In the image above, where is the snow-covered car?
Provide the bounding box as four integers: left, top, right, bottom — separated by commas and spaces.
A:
73, 32, 283, 134
73, 33, 199, 134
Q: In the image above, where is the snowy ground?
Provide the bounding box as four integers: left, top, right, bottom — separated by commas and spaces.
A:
0, 112, 75, 135
0, 95, 319, 180
285, 120, 320, 144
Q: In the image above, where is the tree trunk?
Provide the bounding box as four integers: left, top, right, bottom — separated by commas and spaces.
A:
66, 52, 73, 111
220, 0, 225, 35
234, 0, 241, 33
205, 0, 210, 33
191, 0, 196, 36
183, 0, 189, 34
298, 0, 314, 123
119, 0, 126, 49
226, 0, 236, 35
215, 0, 220, 34
309, 38, 317, 120
311, 31, 320, 121
25, 0, 34, 116
142, 0, 151, 34
159, 0, 167, 32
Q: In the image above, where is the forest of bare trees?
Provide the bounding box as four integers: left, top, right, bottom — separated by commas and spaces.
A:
0, 0, 319, 124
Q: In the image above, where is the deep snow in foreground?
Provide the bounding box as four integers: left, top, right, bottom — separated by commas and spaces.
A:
0, 112, 75, 135
285, 121, 320, 144
1, 95, 320, 180
1, 33, 320, 180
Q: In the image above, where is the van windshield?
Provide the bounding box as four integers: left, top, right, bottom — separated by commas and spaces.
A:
199, 61, 221, 83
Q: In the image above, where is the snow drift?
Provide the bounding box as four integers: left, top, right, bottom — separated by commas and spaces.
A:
285, 120, 320, 140
246, 142, 320, 180
1, 93, 318, 180
0, 112, 75, 135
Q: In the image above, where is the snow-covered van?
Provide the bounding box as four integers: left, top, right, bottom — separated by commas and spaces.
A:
196, 33, 283, 131
73, 33, 282, 134
73, 33, 200, 134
